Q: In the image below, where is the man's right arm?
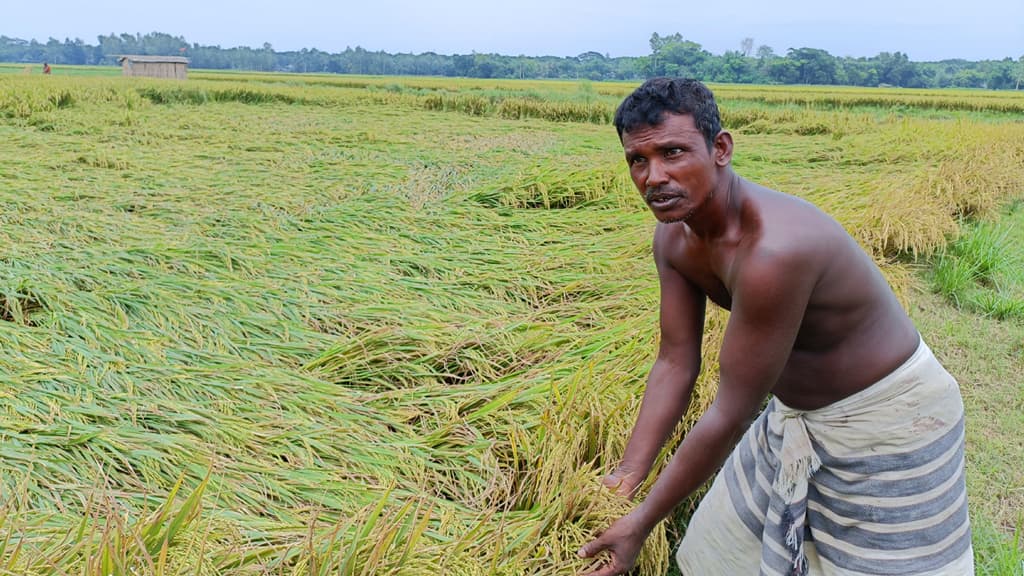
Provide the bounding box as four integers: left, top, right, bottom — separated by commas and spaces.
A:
605, 233, 706, 497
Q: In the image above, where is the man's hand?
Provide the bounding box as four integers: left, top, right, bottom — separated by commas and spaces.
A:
600, 468, 641, 499
577, 514, 648, 576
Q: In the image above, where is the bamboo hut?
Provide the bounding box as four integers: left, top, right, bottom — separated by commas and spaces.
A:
118, 55, 189, 79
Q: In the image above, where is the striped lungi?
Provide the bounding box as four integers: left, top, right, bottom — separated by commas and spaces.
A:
676, 336, 973, 575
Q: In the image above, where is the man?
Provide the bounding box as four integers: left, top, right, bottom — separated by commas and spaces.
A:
577, 78, 972, 576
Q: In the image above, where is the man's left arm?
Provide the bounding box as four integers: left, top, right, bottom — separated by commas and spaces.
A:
578, 248, 818, 576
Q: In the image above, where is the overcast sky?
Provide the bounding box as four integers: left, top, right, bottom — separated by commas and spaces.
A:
4, 0, 1022, 62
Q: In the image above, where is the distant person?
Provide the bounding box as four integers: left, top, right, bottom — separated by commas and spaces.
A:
43, 62, 51, 75
576, 78, 973, 575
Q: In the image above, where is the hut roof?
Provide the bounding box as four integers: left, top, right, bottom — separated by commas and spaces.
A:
117, 55, 190, 64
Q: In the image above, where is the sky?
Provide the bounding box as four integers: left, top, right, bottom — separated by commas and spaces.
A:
4, 0, 1022, 62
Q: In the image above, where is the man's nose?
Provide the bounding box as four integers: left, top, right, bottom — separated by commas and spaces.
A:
645, 159, 669, 188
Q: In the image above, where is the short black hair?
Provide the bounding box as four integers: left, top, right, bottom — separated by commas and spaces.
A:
613, 77, 722, 149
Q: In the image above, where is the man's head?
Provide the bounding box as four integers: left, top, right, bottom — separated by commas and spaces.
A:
613, 78, 722, 150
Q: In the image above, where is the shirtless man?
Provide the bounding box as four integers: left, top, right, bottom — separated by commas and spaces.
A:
578, 78, 972, 575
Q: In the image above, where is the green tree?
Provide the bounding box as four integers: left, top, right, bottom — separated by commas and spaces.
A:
951, 68, 986, 88
839, 58, 879, 87
767, 57, 801, 84
652, 35, 710, 78
452, 53, 474, 76
713, 50, 753, 83
983, 58, 1016, 90
756, 45, 776, 75
61, 38, 87, 65
873, 52, 922, 87
784, 47, 838, 84
649, 32, 684, 53
577, 51, 610, 80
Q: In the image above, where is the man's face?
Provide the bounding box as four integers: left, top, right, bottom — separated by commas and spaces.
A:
620, 113, 718, 224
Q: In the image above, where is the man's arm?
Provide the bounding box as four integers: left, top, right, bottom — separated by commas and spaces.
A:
630, 246, 815, 529
579, 246, 818, 576
605, 231, 706, 498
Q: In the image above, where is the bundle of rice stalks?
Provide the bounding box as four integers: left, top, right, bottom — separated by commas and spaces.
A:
467, 160, 636, 210
496, 98, 614, 124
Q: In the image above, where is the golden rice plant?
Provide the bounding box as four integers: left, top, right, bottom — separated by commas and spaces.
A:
0, 73, 1021, 576
467, 158, 636, 209
496, 98, 614, 124
712, 83, 1024, 115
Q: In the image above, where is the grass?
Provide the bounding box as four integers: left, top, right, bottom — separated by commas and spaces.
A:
902, 202, 1024, 576
912, 285, 1024, 573
0, 71, 1022, 574
931, 201, 1024, 319
973, 520, 1024, 576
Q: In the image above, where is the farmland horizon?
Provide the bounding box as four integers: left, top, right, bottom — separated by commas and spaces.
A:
3, 0, 1023, 63
4, 30, 1023, 91
2, 29, 1022, 64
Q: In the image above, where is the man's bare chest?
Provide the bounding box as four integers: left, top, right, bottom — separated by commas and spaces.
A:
672, 248, 736, 310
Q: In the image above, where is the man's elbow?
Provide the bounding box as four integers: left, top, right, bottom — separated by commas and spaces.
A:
652, 355, 701, 387
704, 402, 758, 442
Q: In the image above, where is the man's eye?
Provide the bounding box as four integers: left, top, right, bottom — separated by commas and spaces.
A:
665, 148, 683, 157
629, 156, 646, 166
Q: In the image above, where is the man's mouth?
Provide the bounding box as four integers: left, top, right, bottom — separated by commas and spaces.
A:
648, 197, 680, 210
645, 187, 685, 207
645, 191, 684, 210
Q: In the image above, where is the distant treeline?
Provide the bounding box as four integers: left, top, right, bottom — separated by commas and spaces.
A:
3, 31, 1023, 90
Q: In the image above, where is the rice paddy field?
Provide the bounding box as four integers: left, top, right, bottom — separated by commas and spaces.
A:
1, 69, 1023, 575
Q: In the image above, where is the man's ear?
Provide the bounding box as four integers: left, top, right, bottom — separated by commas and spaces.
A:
714, 130, 733, 167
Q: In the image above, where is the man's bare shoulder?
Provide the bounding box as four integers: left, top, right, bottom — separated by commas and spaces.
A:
725, 183, 861, 301
740, 184, 849, 262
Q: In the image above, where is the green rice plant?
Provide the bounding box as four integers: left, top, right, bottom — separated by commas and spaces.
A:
0, 471, 210, 575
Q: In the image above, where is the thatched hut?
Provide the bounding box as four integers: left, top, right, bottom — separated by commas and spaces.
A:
118, 55, 189, 80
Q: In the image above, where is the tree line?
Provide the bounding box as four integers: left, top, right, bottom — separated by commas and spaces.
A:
3, 31, 1022, 90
